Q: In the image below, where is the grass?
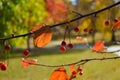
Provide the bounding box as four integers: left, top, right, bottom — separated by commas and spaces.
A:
0, 49, 120, 80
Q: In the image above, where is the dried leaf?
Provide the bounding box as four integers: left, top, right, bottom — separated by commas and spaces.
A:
50, 67, 69, 80
21, 58, 37, 68
113, 18, 120, 30
92, 41, 105, 52
31, 23, 52, 48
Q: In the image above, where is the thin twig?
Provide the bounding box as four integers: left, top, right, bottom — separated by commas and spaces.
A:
23, 56, 120, 67
72, 11, 83, 16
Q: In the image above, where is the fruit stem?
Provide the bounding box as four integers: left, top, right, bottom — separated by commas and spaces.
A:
68, 27, 71, 43
63, 26, 68, 41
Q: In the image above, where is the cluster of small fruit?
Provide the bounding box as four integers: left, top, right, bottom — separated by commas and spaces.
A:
0, 44, 30, 71
4, 44, 30, 57
70, 66, 83, 79
74, 27, 94, 33
59, 23, 94, 52
60, 22, 74, 52
60, 40, 73, 52
0, 44, 11, 71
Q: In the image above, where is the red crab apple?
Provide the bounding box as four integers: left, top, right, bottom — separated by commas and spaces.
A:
4, 45, 11, 51
0, 62, 7, 71
84, 28, 88, 33
60, 46, 66, 52
67, 43, 73, 49
72, 70, 77, 76
89, 28, 94, 33
23, 49, 29, 56
61, 41, 66, 46
74, 27, 79, 32
105, 20, 110, 26
79, 71, 83, 75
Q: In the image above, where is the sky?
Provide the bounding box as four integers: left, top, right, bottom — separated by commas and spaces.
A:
70, 0, 77, 5
70, 0, 119, 5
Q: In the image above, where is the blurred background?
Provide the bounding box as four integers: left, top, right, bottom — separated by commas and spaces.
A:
0, 0, 120, 48
0, 0, 120, 80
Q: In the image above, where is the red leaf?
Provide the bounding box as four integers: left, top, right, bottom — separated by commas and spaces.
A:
21, 58, 37, 68
113, 17, 120, 30
50, 67, 69, 80
45, 0, 68, 22
92, 41, 105, 52
31, 23, 52, 48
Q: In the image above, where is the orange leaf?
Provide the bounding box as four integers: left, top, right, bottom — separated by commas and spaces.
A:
21, 58, 37, 68
69, 64, 75, 72
113, 18, 120, 30
76, 36, 84, 41
92, 41, 105, 52
50, 67, 69, 80
31, 23, 52, 48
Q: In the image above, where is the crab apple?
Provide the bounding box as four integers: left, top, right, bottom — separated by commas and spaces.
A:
105, 20, 110, 26
114, 18, 118, 23
77, 66, 82, 72
72, 70, 77, 76
4, 45, 11, 51
79, 71, 83, 75
74, 27, 79, 32
61, 41, 66, 46
23, 49, 29, 56
67, 43, 73, 49
89, 28, 94, 33
60, 46, 66, 52
84, 28, 88, 33
0, 63, 7, 71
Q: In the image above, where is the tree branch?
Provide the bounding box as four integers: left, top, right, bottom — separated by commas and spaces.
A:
23, 56, 120, 67
0, 1, 120, 41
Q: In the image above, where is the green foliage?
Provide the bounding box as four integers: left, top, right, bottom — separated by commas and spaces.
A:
0, 0, 47, 47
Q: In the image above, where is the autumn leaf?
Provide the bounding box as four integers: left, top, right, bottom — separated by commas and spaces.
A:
92, 40, 105, 52
69, 64, 75, 72
21, 58, 37, 68
45, 0, 68, 22
76, 36, 84, 41
69, 64, 79, 80
31, 23, 52, 48
50, 67, 69, 80
113, 18, 120, 30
